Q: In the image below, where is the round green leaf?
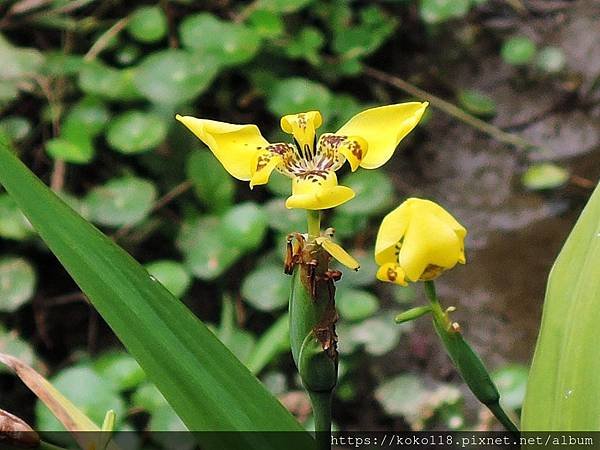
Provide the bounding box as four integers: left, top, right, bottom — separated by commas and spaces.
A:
218, 328, 256, 365
329, 212, 368, 239
241, 264, 288, 312
149, 406, 192, 449
43, 52, 85, 77
66, 97, 110, 137
127, 6, 168, 43
115, 44, 141, 66
186, 150, 235, 212
0, 257, 36, 313
264, 198, 304, 233
347, 313, 404, 356
134, 49, 219, 105
0, 326, 36, 373
179, 13, 261, 66
93, 351, 146, 392
375, 374, 426, 417
132, 382, 167, 413
0, 194, 33, 240
265, 171, 291, 197
177, 216, 242, 280
85, 177, 157, 227
336, 288, 379, 321
457, 89, 497, 117
221, 202, 268, 252
256, 0, 314, 13
0, 116, 31, 142
79, 61, 142, 101
106, 110, 167, 154
493, 364, 529, 411
420, 0, 471, 24
536, 46, 566, 74
338, 170, 394, 216
501, 36, 537, 66
145, 260, 192, 298
248, 10, 284, 39
35, 365, 126, 431
46, 136, 94, 164
522, 163, 569, 190
285, 27, 324, 64
375, 373, 461, 427
267, 78, 333, 118
334, 248, 378, 288
261, 371, 288, 395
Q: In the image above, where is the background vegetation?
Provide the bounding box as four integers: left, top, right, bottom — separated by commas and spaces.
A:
0, 0, 598, 441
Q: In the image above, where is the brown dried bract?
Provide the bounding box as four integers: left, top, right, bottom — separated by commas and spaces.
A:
0, 409, 40, 448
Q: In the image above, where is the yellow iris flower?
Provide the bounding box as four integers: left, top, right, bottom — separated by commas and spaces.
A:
176, 102, 428, 210
375, 198, 466, 285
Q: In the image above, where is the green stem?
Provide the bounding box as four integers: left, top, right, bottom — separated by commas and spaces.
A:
307, 210, 321, 240
308, 390, 332, 450
424, 281, 519, 433
488, 402, 520, 434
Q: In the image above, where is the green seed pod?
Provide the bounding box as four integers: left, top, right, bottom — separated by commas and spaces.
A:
432, 318, 500, 406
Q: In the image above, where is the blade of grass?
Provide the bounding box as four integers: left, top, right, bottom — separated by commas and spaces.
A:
522, 182, 600, 430
0, 135, 313, 450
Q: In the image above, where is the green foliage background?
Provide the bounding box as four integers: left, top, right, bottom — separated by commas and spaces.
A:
0, 0, 595, 436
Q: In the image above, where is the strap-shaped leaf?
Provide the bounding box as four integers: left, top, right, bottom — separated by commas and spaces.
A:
0, 136, 312, 450
522, 182, 600, 430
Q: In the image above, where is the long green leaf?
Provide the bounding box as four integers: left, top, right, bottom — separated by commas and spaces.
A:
0, 136, 312, 450
522, 182, 600, 430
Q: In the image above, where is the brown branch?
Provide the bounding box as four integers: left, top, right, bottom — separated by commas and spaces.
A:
363, 66, 553, 155
112, 180, 193, 240
84, 17, 129, 62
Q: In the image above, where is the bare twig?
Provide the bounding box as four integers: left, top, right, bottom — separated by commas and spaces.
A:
84, 16, 129, 62
112, 180, 193, 240
8, 0, 53, 15
232, 0, 260, 23
364, 66, 551, 154
31, 0, 95, 17
45, 292, 88, 306
152, 180, 194, 211
570, 175, 596, 190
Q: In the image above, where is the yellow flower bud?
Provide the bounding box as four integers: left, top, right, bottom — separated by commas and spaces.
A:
375, 198, 466, 283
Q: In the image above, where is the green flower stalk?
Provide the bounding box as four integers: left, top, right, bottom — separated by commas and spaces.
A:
375, 198, 519, 432
424, 281, 518, 433
285, 211, 354, 449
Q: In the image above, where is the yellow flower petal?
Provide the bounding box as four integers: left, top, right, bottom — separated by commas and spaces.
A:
280, 111, 322, 156
398, 212, 462, 281
318, 134, 368, 172
176, 115, 269, 181
374, 201, 410, 265
376, 262, 408, 286
249, 150, 283, 188
335, 102, 428, 169
285, 171, 355, 210
315, 237, 360, 271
